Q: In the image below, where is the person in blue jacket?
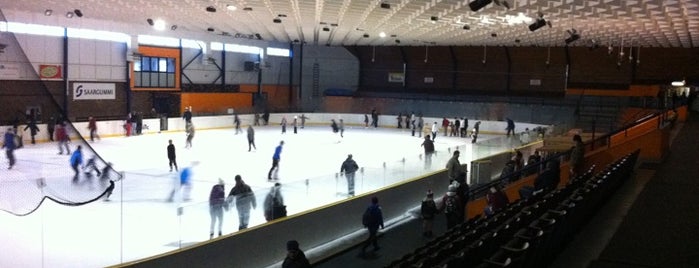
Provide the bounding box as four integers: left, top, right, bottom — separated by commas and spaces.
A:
70, 145, 83, 183
268, 140, 284, 181
2, 128, 16, 169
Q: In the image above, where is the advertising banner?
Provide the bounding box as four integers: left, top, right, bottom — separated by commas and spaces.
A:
39, 65, 62, 79
73, 83, 116, 100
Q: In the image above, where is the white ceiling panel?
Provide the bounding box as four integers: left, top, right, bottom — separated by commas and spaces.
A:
0, 0, 697, 47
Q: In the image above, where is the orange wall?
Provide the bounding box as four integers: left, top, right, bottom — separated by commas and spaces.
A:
180, 93, 253, 114
566, 85, 660, 97
239, 84, 294, 110
466, 113, 671, 220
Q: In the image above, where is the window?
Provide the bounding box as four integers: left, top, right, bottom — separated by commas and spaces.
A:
134, 56, 176, 88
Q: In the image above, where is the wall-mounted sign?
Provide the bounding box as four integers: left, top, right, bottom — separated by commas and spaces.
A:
39, 65, 62, 79
424, 77, 434, 83
73, 83, 116, 100
388, 72, 404, 83
0, 63, 20, 79
529, 79, 542, 86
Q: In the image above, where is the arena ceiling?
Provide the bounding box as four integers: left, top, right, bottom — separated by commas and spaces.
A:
1, 0, 697, 48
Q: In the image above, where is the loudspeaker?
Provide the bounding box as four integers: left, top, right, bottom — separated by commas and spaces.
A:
244, 61, 255, 71
469, 0, 492, 11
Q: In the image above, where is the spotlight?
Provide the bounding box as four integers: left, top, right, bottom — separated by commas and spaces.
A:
66, 12, 74, 18
395, 39, 400, 44
515, 39, 520, 43
255, 33, 262, 40
170, 25, 177, 31
207, 27, 215, 32
491, 33, 497, 37
462, 25, 470, 30
44, 9, 52, 16
564, 29, 580, 45
469, 0, 493, 12
243, 7, 253, 11
322, 27, 329, 31
226, 4, 237, 11
206, 6, 217, 12
381, 2, 391, 9
430, 16, 438, 22
363, 34, 370, 38
74, 9, 83, 17
528, 19, 546, 31
273, 18, 282, 23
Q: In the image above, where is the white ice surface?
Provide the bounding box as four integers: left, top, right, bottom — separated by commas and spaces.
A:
0, 124, 520, 268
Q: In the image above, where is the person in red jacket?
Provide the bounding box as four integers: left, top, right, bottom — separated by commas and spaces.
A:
55, 123, 70, 155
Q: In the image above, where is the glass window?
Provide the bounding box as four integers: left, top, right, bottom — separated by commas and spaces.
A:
167, 58, 175, 73
141, 58, 151, 71
159, 58, 167, 73
150, 58, 159, 72
134, 60, 142, 71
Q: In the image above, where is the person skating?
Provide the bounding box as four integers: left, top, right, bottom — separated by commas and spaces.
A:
56, 123, 70, 155
340, 154, 359, 196
264, 183, 286, 221
268, 141, 284, 181
209, 178, 226, 239
292, 116, 298, 134
431, 122, 438, 142
281, 117, 287, 134
182, 106, 192, 126
227, 175, 257, 230
167, 139, 178, 172
83, 155, 102, 177
24, 118, 40, 144
185, 124, 195, 149
339, 119, 345, 138
234, 114, 241, 135
360, 196, 384, 257
47, 116, 56, 141
421, 135, 435, 169
87, 116, 99, 142
247, 125, 256, 152
300, 114, 309, 129
70, 145, 84, 183
168, 162, 198, 202
2, 127, 16, 169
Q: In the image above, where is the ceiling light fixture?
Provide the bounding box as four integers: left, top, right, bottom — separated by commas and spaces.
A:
671, 80, 685, 87
206, 6, 217, 12
170, 25, 178, 31
207, 27, 215, 32
44, 9, 52, 16
381, 2, 391, 9
322, 27, 330, 32
273, 18, 282, 23
146, 18, 154, 26
363, 34, 370, 38
462, 25, 470, 30
243, 7, 253, 11
528, 12, 551, 32
379, 32, 386, 38
430, 16, 438, 23
74, 9, 83, 17
153, 19, 166, 31
564, 28, 580, 45
469, 0, 493, 12
66, 12, 74, 18
226, 4, 237, 11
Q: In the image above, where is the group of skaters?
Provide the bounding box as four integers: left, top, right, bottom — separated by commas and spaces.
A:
206, 174, 288, 239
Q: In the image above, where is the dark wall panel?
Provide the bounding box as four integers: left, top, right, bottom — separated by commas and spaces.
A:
403, 46, 453, 91
452, 46, 508, 94
568, 47, 632, 88
509, 47, 566, 94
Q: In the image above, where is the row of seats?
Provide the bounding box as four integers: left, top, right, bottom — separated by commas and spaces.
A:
385, 150, 639, 268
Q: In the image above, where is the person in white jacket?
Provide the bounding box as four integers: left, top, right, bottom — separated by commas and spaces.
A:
431, 122, 438, 142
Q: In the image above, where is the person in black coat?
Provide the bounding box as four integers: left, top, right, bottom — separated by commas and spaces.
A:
167, 139, 178, 172
282, 240, 311, 268
340, 154, 359, 196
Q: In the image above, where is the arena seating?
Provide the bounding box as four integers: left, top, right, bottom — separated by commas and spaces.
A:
384, 150, 639, 268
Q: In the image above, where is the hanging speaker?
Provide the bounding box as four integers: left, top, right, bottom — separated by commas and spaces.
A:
469, 0, 493, 11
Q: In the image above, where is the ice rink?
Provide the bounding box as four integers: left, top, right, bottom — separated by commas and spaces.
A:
0, 123, 523, 268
